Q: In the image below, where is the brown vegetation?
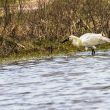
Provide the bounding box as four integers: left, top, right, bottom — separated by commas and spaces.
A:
0, 0, 110, 57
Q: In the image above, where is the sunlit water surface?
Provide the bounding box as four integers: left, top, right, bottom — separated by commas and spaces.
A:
0, 51, 110, 110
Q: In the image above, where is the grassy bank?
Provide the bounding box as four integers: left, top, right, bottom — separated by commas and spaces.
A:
0, 38, 79, 64
0, 39, 110, 64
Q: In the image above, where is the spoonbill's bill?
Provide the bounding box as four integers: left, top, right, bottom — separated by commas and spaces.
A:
62, 33, 110, 55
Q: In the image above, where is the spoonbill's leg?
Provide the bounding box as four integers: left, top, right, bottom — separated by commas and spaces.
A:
91, 48, 95, 56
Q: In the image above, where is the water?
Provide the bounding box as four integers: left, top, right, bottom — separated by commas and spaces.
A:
0, 51, 110, 110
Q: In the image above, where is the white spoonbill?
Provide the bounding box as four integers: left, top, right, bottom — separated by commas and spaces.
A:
62, 33, 110, 55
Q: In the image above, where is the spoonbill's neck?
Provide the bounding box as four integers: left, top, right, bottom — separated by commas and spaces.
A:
71, 36, 83, 47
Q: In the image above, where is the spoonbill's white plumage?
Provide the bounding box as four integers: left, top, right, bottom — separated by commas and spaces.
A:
62, 33, 110, 55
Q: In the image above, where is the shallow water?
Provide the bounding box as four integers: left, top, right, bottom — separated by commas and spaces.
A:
0, 51, 110, 110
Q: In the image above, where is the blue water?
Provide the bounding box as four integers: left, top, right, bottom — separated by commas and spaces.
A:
0, 51, 110, 110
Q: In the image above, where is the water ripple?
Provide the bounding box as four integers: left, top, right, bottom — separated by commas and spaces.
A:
0, 50, 110, 110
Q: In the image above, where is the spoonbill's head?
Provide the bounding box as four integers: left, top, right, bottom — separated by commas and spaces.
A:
68, 35, 77, 41
61, 35, 77, 43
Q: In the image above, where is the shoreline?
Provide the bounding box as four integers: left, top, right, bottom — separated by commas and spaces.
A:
0, 44, 110, 65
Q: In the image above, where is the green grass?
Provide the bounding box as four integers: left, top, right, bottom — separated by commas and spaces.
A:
0, 39, 110, 65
